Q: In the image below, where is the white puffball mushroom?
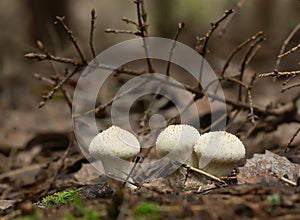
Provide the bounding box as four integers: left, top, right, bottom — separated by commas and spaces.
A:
156, 124, 200, 167
194, 131, 245, 177
89, 125, 140, 182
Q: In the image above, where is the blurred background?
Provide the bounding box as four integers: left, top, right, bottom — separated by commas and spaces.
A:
0, 0, 300, 150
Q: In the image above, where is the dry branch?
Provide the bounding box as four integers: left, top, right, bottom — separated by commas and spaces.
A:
89, 9, 97, 58
55, 16, 88, 65
25, 53, 83, 66
274, 22, 300, 75
196, 9, 234, 57
39, 66, 82, 108
221, 31, 265, 77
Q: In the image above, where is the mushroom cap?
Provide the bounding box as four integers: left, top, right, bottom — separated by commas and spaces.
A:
156, 124, 200, 166
89, 125, 140, 160
194, 131, 245, 176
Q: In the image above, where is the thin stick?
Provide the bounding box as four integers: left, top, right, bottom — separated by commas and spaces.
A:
279, 176, 297, 186
274, 22, 300, 74
78, 79, 147, 116
282, 74, 297, 86
282, 82, 300, 92
122, 156, 141, 187
183, 164, 226, 184
59, 69, 73, 111
202, 112, 228, 133
134, 0, 154, 73
140, 0, 147, 23
139, 82, 164, 128
197, 9, 233, 87
218, 0, 246, 36
89, 9, 97, 58
166, 22, 184, 76
221, 31, 264, 77
33, 73, 56, 86
139, 22, 184, 133
278, 43, 300, 58
25, 53, 83, 66
284, 127, 300, 152
259, 70, 300, 78
96, 64, 145, 77
271, 171, 298, 186
247, 89, 256, 124
225, 109, 241, 131
105, 28, 141, 36
122, 17, 139, 27
39, 66, 81, 108
238, 34, 266, 101
55, 16, 88, 65
197, 9, 234, 57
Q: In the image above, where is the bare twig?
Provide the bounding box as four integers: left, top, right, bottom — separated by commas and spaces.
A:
274, 22, 300, 74
138, 82, 164, 129
134, 0, 154, 73
284, 127, 300, 152
55, 16, 88, 65
105, 28, 141, 36
138, 22, 185, 132
196, 9, 234, 57
221, 31, 264, 77
225, 109, 241, 131
271, 171, 297, 186
134, 0, 147, 37
283, 74, 297, 86
96, 64, 145, 77
202, 112, 228, 133
25, 52, 83, 66
183, 164, 226, 184
259, 70, 300, 78
208, 91, 299, 118
89, 9, 97, 58
278, 43, 300, 58
218, 0, 246, 36
36, 70, 73, 111
166, 22, 184, 76
39, 66, 82, 108
140, 0, 147, 24
282, 82, 300, 92
58, 69, 73, 111
122, 156, 141, 187
122, 17, 139, 27
78, 78, 147, 116
33, 73, 56, 86
238, 34, 266, 101
247, 89, 256, 124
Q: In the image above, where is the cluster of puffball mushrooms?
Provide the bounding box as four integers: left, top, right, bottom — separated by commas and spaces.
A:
89, 124, 246, 183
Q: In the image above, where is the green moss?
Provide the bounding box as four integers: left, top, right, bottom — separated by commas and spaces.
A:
135, 202, 160, 219
41, 188, 82, 207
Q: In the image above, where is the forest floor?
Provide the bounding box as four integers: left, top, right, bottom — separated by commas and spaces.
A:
1, 1, 300, 219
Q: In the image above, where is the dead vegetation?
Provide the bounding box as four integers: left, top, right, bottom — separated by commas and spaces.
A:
1, 0, 300, 219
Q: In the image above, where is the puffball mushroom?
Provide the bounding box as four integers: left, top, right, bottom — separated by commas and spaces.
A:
89, 126, 140, 182
194, 131, 245, 177
156, 124, 200, 167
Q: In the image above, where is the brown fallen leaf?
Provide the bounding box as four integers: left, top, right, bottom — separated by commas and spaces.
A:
237, 150, 300, 185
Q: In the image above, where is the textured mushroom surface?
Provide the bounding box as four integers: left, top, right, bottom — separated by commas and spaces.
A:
156, 124, 200, 166
194, 131, 245, 177
89, 125, 140, 160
